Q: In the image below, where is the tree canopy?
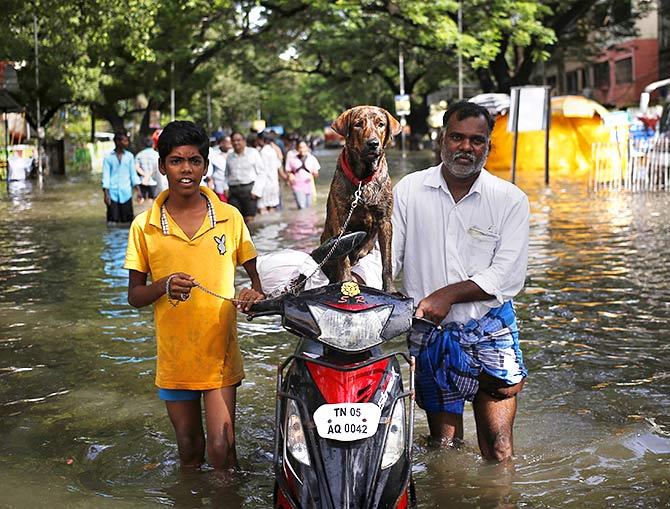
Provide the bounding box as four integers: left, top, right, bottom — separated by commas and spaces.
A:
1, 0, 651, 136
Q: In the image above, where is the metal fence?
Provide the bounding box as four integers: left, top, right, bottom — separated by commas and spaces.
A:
591, 137, 670, 192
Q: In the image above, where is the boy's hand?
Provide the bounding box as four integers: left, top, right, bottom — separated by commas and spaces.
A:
235, 288, 265, 313
167, 272, 196, 301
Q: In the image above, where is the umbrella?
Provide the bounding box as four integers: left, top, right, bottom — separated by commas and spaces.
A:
468, 93, 510, 115
551, 95, 609, 119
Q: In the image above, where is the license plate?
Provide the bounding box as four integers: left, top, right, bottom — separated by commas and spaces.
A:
313, 403, 381, 442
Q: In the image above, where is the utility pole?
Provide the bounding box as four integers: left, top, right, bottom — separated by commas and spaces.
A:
170, 61, 175, 121
34, 14, 43, 182
398, 49, 406, 158
458, 2, 463, 100
206, 89, 212, 133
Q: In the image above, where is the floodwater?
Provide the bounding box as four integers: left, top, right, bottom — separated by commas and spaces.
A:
1, 149, 669, 508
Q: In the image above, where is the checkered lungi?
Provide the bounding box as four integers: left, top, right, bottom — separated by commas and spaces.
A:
407, 301, 527, 414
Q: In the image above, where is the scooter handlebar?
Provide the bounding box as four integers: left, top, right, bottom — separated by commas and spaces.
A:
245, 297, 283, 320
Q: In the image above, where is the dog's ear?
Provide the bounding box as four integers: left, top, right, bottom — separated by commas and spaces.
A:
385, 110, 402, 136
331, 108, 353, 137
382, 109, 402, 146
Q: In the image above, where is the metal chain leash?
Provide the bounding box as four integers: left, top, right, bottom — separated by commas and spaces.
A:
173, 182, 365, 305
278, 181, 363, 297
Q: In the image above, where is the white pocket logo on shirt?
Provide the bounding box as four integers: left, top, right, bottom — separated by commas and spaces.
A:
214, 235, 226, 255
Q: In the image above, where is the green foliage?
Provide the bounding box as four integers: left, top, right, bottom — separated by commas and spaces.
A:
2, 0, 650, 136
186, 65, 262, 132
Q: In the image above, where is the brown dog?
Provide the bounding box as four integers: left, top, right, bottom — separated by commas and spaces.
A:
321, 106, 402, 291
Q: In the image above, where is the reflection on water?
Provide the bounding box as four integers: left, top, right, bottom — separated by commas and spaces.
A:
1, 150, 669, 508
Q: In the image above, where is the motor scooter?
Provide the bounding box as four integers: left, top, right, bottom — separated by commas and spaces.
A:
247, 269, 416, 508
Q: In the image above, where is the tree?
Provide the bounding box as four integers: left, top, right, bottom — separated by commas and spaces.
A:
253, 0, 651, 97
3, 0, 309, 133
3, 0, 650, 139
240, 1, 466, 133
2, 0, 162, 129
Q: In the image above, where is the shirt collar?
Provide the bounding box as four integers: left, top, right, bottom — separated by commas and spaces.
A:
149, 186, 226, 235
423, 164, 489, 197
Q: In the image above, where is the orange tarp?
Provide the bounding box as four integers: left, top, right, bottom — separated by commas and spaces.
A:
487, 112, 612, 177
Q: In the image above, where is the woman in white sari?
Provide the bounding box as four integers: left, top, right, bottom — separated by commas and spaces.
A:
254, 132, 282, 213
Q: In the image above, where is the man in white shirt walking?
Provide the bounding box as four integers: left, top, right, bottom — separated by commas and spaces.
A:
354, 101, 529, 462
225, 132, 265, 223
135, 137, 161, 200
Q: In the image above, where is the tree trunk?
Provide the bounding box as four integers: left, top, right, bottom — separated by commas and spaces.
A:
90, 104, 95, 144
93, 103, 125, 133
139, 97, 158, 137
476, 68, 495, 93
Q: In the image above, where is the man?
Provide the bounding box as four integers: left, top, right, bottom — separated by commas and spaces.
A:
135, 137, 160, 201
7, 148, 34, 181
102, 132, 141, 223
208, 134, 232, 200
224, 132, 265, 223
355, 101, 529, 462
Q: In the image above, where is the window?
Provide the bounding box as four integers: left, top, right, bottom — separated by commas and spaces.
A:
593, 62, 610, 88
614, 57, 633, 84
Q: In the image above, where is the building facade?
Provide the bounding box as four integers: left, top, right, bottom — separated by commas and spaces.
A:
535, 1, 661, 108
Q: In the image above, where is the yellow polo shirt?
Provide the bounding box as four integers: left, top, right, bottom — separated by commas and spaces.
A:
124, 186, 257, 389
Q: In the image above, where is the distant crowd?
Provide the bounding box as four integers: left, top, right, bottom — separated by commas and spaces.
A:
101, 129, 321, 224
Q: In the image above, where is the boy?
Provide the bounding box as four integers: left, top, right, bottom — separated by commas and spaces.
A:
124, 120, 264, 470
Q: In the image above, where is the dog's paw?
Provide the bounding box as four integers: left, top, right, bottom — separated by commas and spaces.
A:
382, 281, 397, 294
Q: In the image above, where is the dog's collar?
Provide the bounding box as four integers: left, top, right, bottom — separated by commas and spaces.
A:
338, 150, 380, 186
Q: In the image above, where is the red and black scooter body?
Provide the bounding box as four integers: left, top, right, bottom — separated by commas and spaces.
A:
248, 282, 415, 509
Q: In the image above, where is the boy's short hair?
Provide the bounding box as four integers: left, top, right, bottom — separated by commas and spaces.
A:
157, 121, 209, 161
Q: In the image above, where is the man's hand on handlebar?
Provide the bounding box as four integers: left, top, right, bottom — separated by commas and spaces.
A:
235, 288, 265, 313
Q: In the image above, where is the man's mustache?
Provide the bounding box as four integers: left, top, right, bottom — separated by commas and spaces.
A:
452, 151, 476, 162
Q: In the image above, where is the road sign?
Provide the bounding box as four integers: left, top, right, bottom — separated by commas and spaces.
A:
394, 94, 410, 116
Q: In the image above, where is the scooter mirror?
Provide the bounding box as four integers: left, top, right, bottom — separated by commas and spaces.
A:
310, 231, 368, 264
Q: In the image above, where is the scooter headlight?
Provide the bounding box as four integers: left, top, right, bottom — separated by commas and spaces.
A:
381, 400, 405, 469
307, 304, 393, 352
286, 398, 311, 466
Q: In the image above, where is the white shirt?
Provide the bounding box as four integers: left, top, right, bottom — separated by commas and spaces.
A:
354, 165, 529, 325
225, 147, 264, 188
208, 146, 229, 194
8, 155, 33, 181
260, 144, 282, 173
135, 147, 160, 186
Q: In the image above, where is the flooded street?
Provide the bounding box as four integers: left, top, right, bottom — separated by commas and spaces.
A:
1, 149, 669, 508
